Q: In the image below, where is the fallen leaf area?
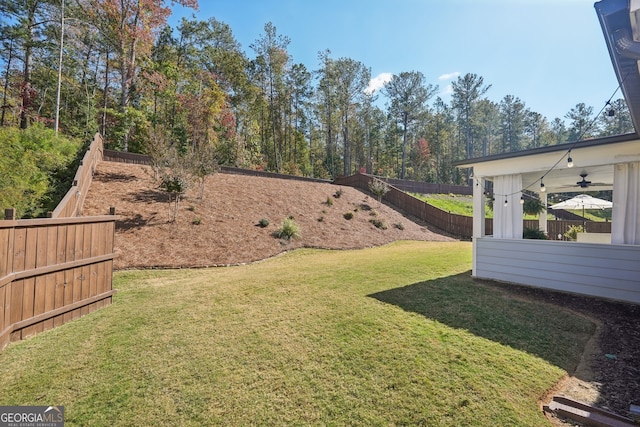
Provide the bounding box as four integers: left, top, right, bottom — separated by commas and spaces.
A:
82, 160, 640, 424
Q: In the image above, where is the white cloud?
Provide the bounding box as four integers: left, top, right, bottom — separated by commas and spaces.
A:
443, 84, 454, 95
438, 71, 461, 81
365, 72, 393, 94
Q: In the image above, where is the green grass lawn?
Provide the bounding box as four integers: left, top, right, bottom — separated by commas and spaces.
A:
0, 241, 595, 426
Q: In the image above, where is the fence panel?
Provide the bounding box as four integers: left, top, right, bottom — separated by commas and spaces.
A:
0, 216, 116, 351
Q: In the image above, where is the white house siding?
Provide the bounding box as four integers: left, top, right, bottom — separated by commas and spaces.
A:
474, 238, 640, 304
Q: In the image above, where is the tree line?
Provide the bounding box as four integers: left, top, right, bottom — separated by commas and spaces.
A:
1, 0, 634, 184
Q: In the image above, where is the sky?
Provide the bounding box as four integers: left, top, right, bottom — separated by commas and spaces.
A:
169, 0, 620, 122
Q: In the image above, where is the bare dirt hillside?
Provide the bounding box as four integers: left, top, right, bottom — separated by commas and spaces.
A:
82, 161, 455, 270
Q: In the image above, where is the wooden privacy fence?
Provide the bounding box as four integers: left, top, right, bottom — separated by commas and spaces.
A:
0, 133, 116, 352
51, 133, 104, 218
0, 214, 116, 351
334, 173, 474, 238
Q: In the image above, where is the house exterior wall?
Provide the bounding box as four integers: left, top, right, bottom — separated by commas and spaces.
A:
474, 237, 640, 304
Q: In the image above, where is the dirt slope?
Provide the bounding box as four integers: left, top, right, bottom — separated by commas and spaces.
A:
82, 161, 455, 270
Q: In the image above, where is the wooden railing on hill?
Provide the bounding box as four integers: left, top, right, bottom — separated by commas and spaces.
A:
334, 173, 474, 238
0, 133, 116, 352
51, 134, 104, 218
367, 175, 472, 195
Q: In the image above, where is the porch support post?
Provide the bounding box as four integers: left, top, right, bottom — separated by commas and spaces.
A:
472, 176, 486, 277
538, 191, 548, 236
473, 176, 486, 238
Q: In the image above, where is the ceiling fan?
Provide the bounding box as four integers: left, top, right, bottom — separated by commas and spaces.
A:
556, 172, 608, 190
576, 173, 591, 188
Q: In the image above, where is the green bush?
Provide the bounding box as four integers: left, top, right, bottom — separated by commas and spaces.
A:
192, 217, 202, 225
369, 218, 387, 230
275, 217, 301, 240
0, 124, 81, 218
343, 212, 354, 220
326, 197, 334, 206
257, 218, 270, 228
564, 225, 585, 241
334, 189, 344, 198
523, 227, 547, 239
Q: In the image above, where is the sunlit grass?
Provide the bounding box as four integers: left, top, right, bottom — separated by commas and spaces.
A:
0, 241, 595, 426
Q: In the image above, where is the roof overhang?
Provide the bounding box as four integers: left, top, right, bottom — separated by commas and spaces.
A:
454, 133, 640, 193
596, 0, 640, 132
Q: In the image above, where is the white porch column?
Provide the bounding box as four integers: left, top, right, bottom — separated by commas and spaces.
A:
472, 176, 486, 277
472, 176, 486, 238
538, 191, 548, 235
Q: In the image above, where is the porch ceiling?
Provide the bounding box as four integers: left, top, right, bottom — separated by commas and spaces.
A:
456, 134, 640, 193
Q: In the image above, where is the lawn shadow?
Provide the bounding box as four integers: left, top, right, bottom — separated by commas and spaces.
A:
368, 272, 594, 374
371, 273, 640, 419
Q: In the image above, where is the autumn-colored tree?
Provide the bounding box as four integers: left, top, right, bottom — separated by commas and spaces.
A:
78, 0, 198, 149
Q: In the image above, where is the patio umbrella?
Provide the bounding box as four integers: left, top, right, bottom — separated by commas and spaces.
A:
549, 194, 613, 227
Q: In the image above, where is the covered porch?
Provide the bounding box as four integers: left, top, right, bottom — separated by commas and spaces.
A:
456, 133, 640, 304
453, 0, 640, 304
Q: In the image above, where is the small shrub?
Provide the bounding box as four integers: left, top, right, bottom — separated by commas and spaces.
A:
564, 224, 585, 241
369, 218, 387, 230
317, 216, 324, 222
326, 197, 334, 206
523, 227, 547, 239
187, 205, 196, 212
192, 217, 202, 225
275, 217, 301, 240
393, 222, 405, 230
343, 212, 354, 220
257, 218, 270, 228
368, 178, 390, 203
334, 189, 344, 198
160, 173, 189, 222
